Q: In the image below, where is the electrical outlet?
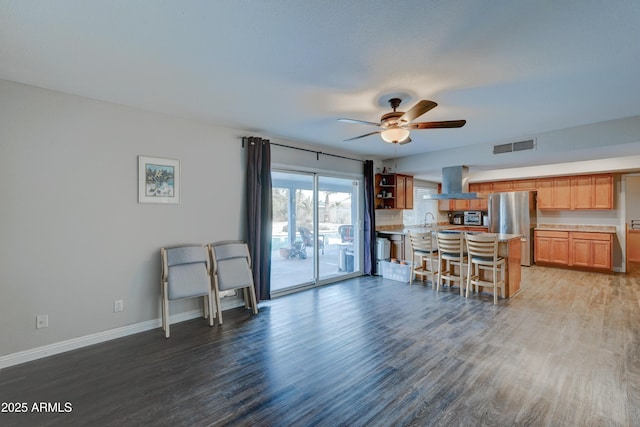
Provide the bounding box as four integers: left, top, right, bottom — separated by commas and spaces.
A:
36, 315, 48, 329
114, 300, 124, 312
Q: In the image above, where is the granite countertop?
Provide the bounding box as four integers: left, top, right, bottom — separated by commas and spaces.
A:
377, 226, 521, 242
535, 224, 617, 233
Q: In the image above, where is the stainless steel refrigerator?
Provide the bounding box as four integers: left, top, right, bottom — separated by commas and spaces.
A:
488, 191, 537, 266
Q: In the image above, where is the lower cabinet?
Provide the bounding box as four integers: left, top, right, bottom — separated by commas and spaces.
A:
535, 230, 612, 271
535, 231, 569, 265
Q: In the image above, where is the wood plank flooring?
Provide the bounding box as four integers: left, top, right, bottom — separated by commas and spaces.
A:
1, 265, 639, 426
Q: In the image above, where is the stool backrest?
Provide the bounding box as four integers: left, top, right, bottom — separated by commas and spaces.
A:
465, 233, 499, 260
436, 232, 464, 257
409, 232, 436, 253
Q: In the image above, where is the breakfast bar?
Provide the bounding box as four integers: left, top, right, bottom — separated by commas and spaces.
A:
377, 226, 523, 298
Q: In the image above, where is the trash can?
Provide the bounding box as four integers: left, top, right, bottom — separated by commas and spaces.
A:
345, 250, 354, 272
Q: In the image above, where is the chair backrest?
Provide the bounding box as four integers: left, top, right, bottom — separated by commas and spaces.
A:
338, 225, 354, 242
409, 232, 436, 253
298, 227, 309, 243
211, 241, 254, 292
161, 245, 210, 301
465, 233, 499, 260
436, 232, 465, 257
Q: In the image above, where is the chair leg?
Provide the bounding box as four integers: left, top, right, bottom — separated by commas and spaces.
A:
493, 265, 498, 305
207, 294, 215, 327
459, 262, 465, 296
409, 251, 415, 285
163, 296, 170, 338
466, 261, 471, 298
243, 288, 250, 308
248, 285, 258, 315
213, 285, 223, 325
203, 295, 209, 319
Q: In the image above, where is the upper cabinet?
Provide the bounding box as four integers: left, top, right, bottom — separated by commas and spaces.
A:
513, 179, 537, 191
536, 177, 571, 210
375, 173, 414, 210
468, 182, 491, 210
491, 181, 514, 192
437, 173, 614, 212
539, 174, 613, 210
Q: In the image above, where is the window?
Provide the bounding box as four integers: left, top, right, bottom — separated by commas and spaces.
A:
403, 184, 438, 226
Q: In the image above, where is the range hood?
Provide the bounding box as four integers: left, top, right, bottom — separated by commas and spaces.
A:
425, 165, 483, 200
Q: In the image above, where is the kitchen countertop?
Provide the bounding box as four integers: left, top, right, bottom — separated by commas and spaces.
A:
535, 224, 616, 233
377, 226, 521, 242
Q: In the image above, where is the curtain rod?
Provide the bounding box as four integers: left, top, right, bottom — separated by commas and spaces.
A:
242, 137, 364, 163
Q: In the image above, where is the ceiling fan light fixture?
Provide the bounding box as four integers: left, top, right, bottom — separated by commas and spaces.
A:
381, 127, 410, 144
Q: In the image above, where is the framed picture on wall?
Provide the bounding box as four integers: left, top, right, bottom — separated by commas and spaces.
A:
138, 156, 180, 204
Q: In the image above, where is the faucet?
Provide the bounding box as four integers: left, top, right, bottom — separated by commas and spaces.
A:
424, 212, 435, 227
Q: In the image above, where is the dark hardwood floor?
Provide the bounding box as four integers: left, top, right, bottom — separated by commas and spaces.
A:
1, 265, 639, 426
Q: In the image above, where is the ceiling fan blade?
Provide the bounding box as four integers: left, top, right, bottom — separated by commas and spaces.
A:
408, 120, 467, 129
338, 118, 381, 127
344, 131, 381, 141
399, 137, 412, 145
398, 100, 437, 123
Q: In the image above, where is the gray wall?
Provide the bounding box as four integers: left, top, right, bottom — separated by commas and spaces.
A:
0, 80, 364, 359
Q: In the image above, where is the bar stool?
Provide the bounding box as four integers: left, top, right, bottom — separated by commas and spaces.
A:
465, 233, 505, 304
408, 231, 438, 287
435, 232, 468, 296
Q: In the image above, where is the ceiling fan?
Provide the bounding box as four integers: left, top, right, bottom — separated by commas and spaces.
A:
338, 98, 466, 144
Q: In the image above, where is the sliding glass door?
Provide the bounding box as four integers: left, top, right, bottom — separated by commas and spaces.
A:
271, 170, 361, 293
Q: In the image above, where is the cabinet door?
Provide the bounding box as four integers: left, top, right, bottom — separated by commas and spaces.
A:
570, 176, 592, 209
551, 238, 570, 265
453, 199, 469, 211
468, 183, 488, 210
554, 177, 572, 209
468, 197, 485, 210
570, 239, 591, 267
592, 174, 613, 209
396, 175, 406, 209
535, 237, 551, 263
591, 240, 612, 269
492, 181, 514, 191
536, 179, 554, 209
513, 179, 536, 191
404, 176, 414, 209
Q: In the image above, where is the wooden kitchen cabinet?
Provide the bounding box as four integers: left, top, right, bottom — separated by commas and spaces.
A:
535, 230, 569, 265
375, 173, 413, 210
513, 179, 537, 191
569, 232, 612, 270
536, 177, 571, 209
570, 176, 593, 209
592, 174, 613, 209
468, 182, 490, 210
404, 175, 414, 209
536, 230, 612, 270
570, 174, 613, 210
492, 181, 514, 191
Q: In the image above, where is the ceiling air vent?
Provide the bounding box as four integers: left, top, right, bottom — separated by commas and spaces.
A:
493, 138, 536, 154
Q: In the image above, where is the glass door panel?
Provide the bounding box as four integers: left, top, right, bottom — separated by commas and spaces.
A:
270, 171, 315, 292
318, 176, 359, 281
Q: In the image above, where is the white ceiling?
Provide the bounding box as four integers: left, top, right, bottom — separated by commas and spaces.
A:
2, 1, 640, 166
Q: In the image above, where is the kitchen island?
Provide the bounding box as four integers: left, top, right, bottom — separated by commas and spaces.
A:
377, 226, 522, 298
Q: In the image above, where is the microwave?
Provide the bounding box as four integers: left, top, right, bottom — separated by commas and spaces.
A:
464, 211, 482, 226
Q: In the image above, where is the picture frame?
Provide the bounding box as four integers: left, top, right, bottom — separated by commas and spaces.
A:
138, 156, 180, 204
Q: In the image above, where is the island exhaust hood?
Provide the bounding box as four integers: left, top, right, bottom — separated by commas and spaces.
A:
425, 165, 483, 200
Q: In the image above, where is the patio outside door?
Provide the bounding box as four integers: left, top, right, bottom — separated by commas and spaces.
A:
271, 171, 360, 293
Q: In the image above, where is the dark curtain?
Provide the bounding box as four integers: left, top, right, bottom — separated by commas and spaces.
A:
363, 160, 376, 275
245, 136, 272, 301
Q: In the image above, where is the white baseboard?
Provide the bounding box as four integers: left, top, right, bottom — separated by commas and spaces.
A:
0, 294, 247, 370
0, 309, 203, 370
